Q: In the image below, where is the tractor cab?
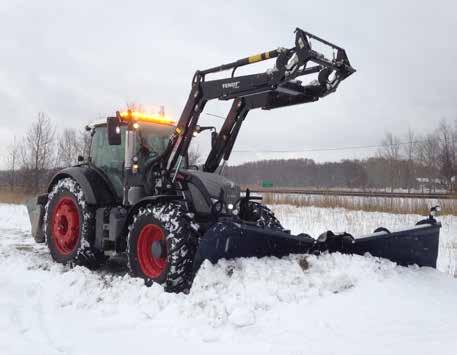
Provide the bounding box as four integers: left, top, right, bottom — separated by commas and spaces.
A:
89, 111, 176, 201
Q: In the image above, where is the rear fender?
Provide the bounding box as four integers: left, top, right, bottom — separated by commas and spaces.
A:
48, 166, 118, 206
27, 166, 118, 244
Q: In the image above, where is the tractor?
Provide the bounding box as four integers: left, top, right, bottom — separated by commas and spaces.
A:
27, 28, 441, 293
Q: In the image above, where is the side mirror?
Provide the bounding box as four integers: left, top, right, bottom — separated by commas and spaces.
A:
107, 116, 122, 145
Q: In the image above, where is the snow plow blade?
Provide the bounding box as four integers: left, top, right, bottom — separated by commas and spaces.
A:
344, 223, 440, 267
194, 222, 317, 268
193, 215, 440, 270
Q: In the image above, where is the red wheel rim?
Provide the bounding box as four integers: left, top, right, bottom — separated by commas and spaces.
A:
51, 196, 80, 255
137, 224, 167, 278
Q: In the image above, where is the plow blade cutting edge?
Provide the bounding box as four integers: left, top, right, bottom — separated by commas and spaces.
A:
193, 216, 440, 270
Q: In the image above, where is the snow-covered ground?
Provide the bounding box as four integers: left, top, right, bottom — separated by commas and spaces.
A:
0, 203, 456, 355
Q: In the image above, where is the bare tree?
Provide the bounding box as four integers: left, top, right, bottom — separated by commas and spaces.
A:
5, 138, 20, 190
403, 128, 416, 192
79, 128, 92, 158
56, 128, 86, 167
125, 102, 144, 112
21, 113, 55, 192
436, 120, 456, 191
188, 144, 201, 167
378, 132, 401, 192
416, 133, 440, 192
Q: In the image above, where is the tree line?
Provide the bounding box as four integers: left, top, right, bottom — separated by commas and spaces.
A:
1, 113, 456, 194
225, 119, 457, 192
2, 113, 89, 193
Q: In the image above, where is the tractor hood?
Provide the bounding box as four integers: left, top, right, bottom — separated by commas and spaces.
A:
181, 170, 241, 215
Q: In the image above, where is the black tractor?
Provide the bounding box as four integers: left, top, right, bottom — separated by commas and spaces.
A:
27, 28, 440, 293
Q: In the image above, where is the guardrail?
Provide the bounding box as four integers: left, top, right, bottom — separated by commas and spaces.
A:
242, 187, 457, 200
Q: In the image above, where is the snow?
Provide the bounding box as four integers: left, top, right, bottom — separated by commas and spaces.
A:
1, 203, 457, 355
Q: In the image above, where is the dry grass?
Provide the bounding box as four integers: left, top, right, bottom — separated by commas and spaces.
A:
2, 185, 456, 215
0, 188, 33, 204
263, 193, 457, 216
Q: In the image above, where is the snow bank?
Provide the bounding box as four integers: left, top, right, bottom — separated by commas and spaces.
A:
1, 203, 456, 355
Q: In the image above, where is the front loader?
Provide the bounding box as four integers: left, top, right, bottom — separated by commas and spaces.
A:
27, 28, 441, 293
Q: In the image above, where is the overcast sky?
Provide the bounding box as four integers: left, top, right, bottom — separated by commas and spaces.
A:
1, 0, 456, 168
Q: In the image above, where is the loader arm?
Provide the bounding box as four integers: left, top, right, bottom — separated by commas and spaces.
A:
161, 28, 355, 175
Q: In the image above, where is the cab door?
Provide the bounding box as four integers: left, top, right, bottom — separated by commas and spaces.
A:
90, 125, 125, 199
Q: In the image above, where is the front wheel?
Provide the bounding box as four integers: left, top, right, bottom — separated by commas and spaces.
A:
127, 202, 197, 293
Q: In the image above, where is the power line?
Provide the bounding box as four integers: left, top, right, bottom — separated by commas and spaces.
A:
232, 141, 424, 154
204, 112, 425, 154
205, 112, 226, 120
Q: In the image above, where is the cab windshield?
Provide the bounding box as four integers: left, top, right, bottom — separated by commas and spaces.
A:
135, 122, 174, 162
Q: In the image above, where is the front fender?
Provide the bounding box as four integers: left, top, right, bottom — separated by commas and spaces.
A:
113, 195, 183, 252
48, 166, 118, 205
125, 195, 184, 225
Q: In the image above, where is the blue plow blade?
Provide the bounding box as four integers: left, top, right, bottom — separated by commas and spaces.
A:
193, 220, 440, 271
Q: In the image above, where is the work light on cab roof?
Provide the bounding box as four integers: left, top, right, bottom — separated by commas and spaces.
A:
119, 110, 175, 126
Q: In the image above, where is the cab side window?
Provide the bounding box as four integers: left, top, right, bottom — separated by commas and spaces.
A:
90, 125, 125, 197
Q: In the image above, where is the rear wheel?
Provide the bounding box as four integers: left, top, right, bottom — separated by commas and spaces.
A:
51, 196, 80, 255
45, 178, 104, 269
127, 202, 197, 293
